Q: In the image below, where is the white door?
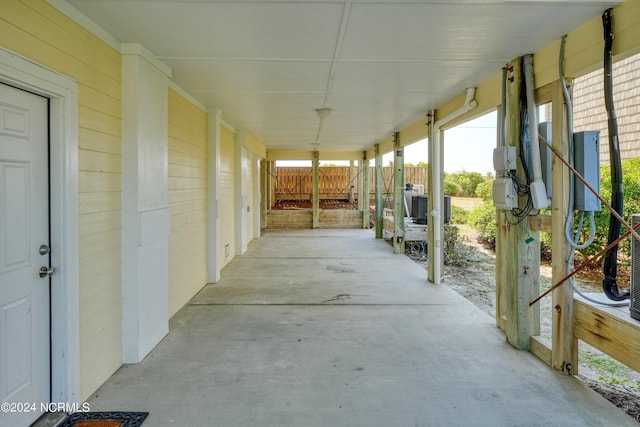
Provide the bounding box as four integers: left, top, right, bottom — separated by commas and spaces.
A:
0, 83, 50, 426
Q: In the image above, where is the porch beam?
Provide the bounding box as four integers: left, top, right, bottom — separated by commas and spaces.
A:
267, 150, 362, 161
393, 132, 405, 254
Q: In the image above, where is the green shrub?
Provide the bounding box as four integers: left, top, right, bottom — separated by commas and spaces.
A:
444, 180, 462, 196
475, 179, 493, 202
443, 225, 475, 266
469, 201, 497, 248
448, 171, 485, 196
449, 205, 468, 224
583, 158, 640, 265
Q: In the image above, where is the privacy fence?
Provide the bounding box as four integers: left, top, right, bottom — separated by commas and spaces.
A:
273, 166, 428, 203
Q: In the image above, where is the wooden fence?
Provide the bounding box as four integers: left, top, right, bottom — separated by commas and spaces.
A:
273, 166, 428, 202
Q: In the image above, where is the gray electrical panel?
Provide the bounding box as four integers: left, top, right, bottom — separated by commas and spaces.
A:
573, 131, 601, 212
538, 122, 553, 200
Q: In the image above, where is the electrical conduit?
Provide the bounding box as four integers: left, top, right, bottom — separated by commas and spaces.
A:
523, 54, 550, 209
601, 8, 628, 301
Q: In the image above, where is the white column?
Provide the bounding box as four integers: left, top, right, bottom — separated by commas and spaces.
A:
207, 109, 222, 283
235, 130, 248, 255
121, 44, 171, 363
253, 156, 262, 238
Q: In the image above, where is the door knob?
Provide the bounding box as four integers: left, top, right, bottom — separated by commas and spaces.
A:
39, 266, 55, 278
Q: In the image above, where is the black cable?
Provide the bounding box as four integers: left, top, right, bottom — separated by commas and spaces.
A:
601, 8, 629, 301
519, 70, 533, 185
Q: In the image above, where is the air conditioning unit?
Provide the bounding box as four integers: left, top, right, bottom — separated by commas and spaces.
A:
411, 195, 451, 225
631, 214, 640, 321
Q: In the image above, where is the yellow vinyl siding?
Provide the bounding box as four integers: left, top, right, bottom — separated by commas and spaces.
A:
220, 125, 236, 267
245, 131, 267, 159
0, 1, 123, 400
168, 88, 208, 316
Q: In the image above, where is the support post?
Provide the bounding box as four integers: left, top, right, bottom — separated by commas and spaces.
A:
121, 47, 170, 362
375, 144, 383, 238
362, 152, 370, 229
349, 160, 355, 204
496, 113, 507, 330
260, 159, 268, 230
207, 109, 222, 283
427, 121, 443, 283
393, 132, 405, 254
235, 130, 247, 255
503, 57, 540, 350
312, 151, 320, 229
357, 160, 364, 211
268, 161, 276, 210
551, 80, 577, 373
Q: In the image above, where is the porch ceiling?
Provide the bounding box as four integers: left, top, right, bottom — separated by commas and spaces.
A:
66, 0, 620, 154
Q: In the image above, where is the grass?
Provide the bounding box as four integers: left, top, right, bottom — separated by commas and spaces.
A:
579, 348, 638, 388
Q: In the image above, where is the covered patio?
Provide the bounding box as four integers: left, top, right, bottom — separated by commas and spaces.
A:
83, 230, 634, 426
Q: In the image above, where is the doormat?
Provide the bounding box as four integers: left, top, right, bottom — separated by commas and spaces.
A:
59, 412, 148, 427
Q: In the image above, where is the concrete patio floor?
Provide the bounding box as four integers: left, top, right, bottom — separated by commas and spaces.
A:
86, 229, 636, 426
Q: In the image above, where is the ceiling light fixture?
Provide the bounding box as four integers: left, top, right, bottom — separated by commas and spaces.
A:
314, 108, 332, 119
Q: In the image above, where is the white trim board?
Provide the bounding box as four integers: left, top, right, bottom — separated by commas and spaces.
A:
46, 0, 121, 52
0, 47, 81, 404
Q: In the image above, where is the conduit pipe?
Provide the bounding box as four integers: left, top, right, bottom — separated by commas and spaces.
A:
430, 88, 477, 284
601, 8, 628, 301
523, 54, 550, 209
499, 67, 507, 148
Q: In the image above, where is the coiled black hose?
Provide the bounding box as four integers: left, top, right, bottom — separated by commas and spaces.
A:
601, 8, 629, 301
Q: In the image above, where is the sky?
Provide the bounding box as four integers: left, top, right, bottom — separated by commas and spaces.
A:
279, 110, 498, 174
382, 110, 497, 174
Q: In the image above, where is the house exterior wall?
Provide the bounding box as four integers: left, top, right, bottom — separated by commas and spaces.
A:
220, 124, 236, 268
168, 89, 208, 316
572, 53, 640, 163
0, 1, 123, 399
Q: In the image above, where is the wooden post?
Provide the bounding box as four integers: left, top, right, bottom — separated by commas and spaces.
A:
427, 116, 438, 283
375, 144, 383, 238
357, 160, 364, 211
260, 159, 268, 230
312, 151, 320, 229
551, 80, 577, 373
349, 160, 355, 204
495, 110, 506, 330
393, 132, 405, 254
268, 160, 275, 210
503, 57, 541, 350
362, 152, 370, 229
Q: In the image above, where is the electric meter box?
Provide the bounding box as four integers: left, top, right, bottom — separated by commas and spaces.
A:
573, 131, 601, 212
492, 178, 517, 210
493, 146, 516, 172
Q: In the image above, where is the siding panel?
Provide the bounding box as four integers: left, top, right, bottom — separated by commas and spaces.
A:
168, 88, 208, 317
572, 53, 640, 163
